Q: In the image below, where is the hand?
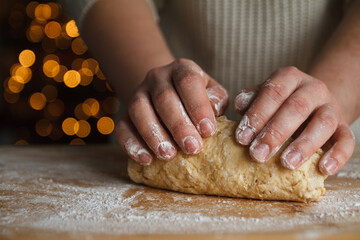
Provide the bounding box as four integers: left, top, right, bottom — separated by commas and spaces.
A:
234, 66, 355, 175
115, 58, 229, 165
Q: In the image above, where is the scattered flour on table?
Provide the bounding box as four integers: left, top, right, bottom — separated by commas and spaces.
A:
0, 147, 360, 237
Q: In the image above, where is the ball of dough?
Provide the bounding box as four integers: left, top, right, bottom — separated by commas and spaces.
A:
128, 116, 327, 202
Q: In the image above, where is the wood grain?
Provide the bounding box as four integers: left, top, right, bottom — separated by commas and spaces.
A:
0, 145, 359, 239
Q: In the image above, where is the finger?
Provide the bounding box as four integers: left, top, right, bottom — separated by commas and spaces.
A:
150, 72, 204, 155
172, 59, 217, 137
206, 77, 229, 117
236, 66, 304, 145
319, 124, 355, 175
249, 80, 330, 163
280, 104, 338, 170
234, 87, 259, 115
115, 115, 153, 165
128, 90, 177, 161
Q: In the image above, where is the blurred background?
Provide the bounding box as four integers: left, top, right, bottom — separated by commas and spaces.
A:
1, 0, 121, 145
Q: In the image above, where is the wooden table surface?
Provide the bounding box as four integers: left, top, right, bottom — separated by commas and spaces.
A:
0, 145, 360, 240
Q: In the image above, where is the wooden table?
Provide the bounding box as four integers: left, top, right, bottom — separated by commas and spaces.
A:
1, 145, 359, 240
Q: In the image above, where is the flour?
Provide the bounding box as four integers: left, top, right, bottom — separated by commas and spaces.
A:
1, 146, 360, 238
234, 91, 255, 112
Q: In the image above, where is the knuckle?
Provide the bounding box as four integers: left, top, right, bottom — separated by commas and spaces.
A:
154, 87, 174, 104
313, 79, 329, 99
128, 95, 147, 114
262, 83, 287, 104
318, 110, 338, 130
281, 66, 300, 76
174, 58, 194, 66
146, 67, 161, 80
340, 125, 356, 146
287, 96, 310, 117
266, 123, 286, 144
175, 71, 200, 88
248, 112, 267, 129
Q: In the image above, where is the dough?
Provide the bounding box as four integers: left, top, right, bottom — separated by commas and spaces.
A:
128, 116, 327, 202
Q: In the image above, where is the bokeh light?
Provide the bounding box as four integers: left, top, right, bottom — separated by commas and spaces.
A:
97, 117, 114, 135
43, 59, 60, 77
83, 98, 99, 116
44, 21, 61, 39
34, 4, 51, 22
65, 20, 79, 38
35, 119, 53, 137
71, 37, 88, 55
19, 49, 36, 67
63, 70, 81, 88
46, 99, 64, 118
29, 92, 47, 110
70, 138, 85, 145
5, 0, 120, 145
76, 120, 91, 138
62, 117, 79, 136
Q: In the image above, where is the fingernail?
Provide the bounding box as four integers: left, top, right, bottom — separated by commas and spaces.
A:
321, 158, 338, 175
282, 150, 302, 170
183, 136, 201, 154
138, 150, 152, 165
250, 143, 270, 163
236, 127, 254, 145
157, 141, 176, 160
198, 118, 216, 137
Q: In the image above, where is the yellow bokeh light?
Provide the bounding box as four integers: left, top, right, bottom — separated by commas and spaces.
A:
65, 20, 80, 38
76, 120, 91, 138
97, 117, 114, 135
29, 92, 47, 110
53, 65, 67, 82
82, 58, 99, 75
10, 63, 21, 76
34, 4, 51, 22
71, 58, 84, 70
43, 60, 60, 78
26, 25, 44, 42
8, 78, 24, 93
48, 2, 60, 19
44, 21, 61, 39
19, 49, 36, 67
71, 37, 88, 55
13, 66, 32, 84
63, 70, 81, 88
62, 117, 79, 136
79, 68, 93, 86
35, 119, 53, 137
70, 138, 85, 145
47, 99, 64, 117
43, 54, 59, 63
74, 103, 89, 120
26, 1, 39, 19
83, 98, 100, 116
41, 85, 57, 102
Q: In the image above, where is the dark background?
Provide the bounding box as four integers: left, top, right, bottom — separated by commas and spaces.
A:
0, 0, 121, 145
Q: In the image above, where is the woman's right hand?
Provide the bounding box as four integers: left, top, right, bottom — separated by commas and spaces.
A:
115, 58, 229, 165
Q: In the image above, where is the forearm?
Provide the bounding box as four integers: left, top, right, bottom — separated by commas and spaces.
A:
81, 0, 174, 104
308, 0, 360, 124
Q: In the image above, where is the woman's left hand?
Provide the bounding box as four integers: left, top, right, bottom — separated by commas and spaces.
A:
234, 66, 355, 175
